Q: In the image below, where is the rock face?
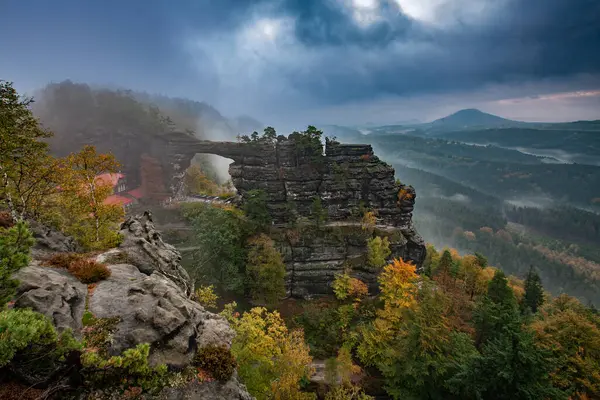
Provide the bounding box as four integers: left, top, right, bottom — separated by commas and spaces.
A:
118, 211, 194, 297
13, 214, 252, 399
87, 263, 233, 367
161, 133, 426, 297
28, 219, 79, 255
14, 264, 88, 337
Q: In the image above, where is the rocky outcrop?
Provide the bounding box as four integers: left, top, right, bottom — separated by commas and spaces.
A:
161, 133, 426, 297
275, 222, 424, 298
157, 378, 254, 400
12, 213, 252, 399
14, 264, 88, 337
87, 263, 232, 367
28, 219, 79, 256
118, 211, 194, 296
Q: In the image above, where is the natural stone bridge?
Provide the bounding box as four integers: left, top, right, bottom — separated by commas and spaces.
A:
155, 131, 426, 297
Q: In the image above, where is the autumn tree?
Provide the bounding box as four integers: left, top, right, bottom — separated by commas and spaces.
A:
422, 244, 439, 277
0, 81, 59, 220
245, 234, 286, 307
58, 145, 124, 250
366, 236, 391, 269
361, 210, 377, 233
531, 295, 600, 398
332, 271, 368, 302
357, 258, 418, 368
222, 305, 315, 400
435, 249, 454, 287
522, 265, 545, 314
184, 164, 219, 196
380, 282, 478, 399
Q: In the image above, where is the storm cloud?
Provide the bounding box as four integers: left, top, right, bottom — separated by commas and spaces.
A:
1, 0, 599, 125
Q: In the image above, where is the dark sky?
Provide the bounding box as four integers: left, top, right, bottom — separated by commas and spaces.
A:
1, 0, 599, 126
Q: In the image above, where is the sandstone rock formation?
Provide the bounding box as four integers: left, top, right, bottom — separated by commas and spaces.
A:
13, 214, 252, 399
160, 132, 426, 297
14, 264, 87, 337
118, 211, 194, 296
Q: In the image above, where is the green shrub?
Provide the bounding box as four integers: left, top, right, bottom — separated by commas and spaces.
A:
68, 259, 111, 283
193, 344, 236, 381
81, 343, 170, 393
0, 308, 80, 369
1, 221, 35, 308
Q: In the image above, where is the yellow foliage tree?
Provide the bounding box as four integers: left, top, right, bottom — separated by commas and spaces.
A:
378, 258, 418, 316
58, 145, 124, 250
223, 306, 315, 400
361, 210, 377, 233
357, 258, 418, 367
195, 285, 218, 310
531, 295, 600, 398
184, 164, 219, 196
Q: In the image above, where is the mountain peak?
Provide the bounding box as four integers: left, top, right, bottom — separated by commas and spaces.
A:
430, 108, 516, 129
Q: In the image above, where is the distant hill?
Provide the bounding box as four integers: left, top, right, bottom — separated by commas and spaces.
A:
425, 108, 522, 131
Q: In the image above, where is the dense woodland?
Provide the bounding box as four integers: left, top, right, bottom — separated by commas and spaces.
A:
2, 81, 600, 399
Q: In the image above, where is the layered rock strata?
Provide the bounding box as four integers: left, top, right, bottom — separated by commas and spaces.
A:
160, 133, 426, 296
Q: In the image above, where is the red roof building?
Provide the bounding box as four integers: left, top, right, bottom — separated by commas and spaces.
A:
94, 173, 144, 210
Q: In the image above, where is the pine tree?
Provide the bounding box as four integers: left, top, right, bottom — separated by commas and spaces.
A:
522, 265, 544, 314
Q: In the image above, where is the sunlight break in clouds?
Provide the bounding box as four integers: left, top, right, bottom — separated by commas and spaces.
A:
342, 0, 382, 27
497, 90, 600, 105
394, 0, 499, 25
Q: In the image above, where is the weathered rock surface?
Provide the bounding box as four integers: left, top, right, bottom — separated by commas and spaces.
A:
160, 133, 426, 297
13, 214, 253, 399
88, 263, 233, 367
28, 219, 79, 255
13, 264, 87, 337
156, 376, 254, 400
119, 211, 194, 296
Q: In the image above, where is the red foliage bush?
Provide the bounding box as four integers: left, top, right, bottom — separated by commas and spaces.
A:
67, 259, 111, 284
44, 252, 85, 269
0, 211, 14, 228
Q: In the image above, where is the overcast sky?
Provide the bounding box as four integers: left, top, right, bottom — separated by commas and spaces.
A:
1, 0, 599, 128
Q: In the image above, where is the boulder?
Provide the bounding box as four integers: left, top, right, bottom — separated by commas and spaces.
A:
13, 264, 87, 337
88, 263, 233, 368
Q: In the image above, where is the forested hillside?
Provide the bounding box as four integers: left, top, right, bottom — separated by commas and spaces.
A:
327, 114, 600, 307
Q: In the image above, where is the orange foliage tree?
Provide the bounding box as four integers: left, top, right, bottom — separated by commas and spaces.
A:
58, 145, 124, 249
